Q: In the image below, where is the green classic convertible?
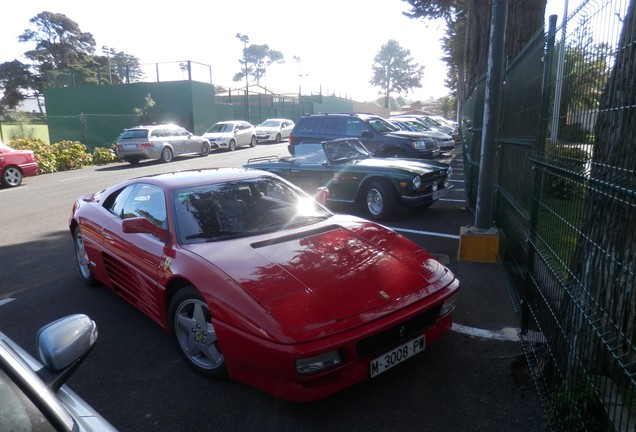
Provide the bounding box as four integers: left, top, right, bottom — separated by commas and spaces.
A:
244, 138, 452, 220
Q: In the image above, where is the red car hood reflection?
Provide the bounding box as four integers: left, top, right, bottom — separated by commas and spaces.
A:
183, 221, 445, 335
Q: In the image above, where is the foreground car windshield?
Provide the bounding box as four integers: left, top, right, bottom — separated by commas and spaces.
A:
172, 177, 331, 243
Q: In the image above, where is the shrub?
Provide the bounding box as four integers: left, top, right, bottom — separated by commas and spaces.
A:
9, 137, 58, 174
51, 140, 93, 171
92, 146, 117, 165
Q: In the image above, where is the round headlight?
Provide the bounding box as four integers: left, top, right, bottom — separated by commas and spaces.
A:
412, 176, 422, 189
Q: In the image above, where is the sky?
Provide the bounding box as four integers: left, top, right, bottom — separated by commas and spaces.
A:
2, 0, 568, 103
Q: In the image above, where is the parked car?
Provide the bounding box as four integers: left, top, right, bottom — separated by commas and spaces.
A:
255, 118, 295, 143
115, 123, 211, 165
0, 142, 39, 187
395, 114, 460, 141
389, 118, 455, 153
246, 138, 453, 220
203, 120, 256, 151
288, 112, 440, 159
0, 314, 117, 431
68, 168, 459, 402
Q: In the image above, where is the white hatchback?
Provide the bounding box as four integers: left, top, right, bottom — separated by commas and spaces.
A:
255, 118, 295, 143
203, 120, 257, 151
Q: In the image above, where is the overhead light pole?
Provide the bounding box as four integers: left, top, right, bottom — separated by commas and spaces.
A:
293, 55, 302, 116
101, 45, 113, 84
236, 33, 250, 121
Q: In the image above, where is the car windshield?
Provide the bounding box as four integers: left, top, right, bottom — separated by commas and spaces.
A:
323, 139, 371, 162
206, 123, 233, 133
172, 177, 331, 243
367, 117, 398, 133
260, 120, 281, 127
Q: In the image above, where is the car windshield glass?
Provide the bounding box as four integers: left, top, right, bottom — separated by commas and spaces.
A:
260, 120, 280, 127
206, 123, 232, 133
367, 117, 397, 133
172, 177, 331, 243
323, 139, 370, 161
120, 129, 149, 139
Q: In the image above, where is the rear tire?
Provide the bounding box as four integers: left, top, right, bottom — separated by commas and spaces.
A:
73, 227, 97, 286
1, 166, 23, 188
160, 147, 174, 163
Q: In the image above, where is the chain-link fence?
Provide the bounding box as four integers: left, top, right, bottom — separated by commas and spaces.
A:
461, 1, 635, 430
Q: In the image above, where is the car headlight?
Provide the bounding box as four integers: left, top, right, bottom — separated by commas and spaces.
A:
439, 294, 458, 316
412, 176, 422, 189
412, 139, 433, 150
296, 350, 343, 375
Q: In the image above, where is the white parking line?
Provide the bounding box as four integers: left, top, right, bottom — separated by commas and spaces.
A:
390, 227, 460, 240
0, 298, 16, 307
452, 323, 520, 342
60, 176, 89, 182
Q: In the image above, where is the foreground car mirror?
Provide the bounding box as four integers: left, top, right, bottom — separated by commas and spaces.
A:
122, 217, 168, 242
36, 314, 98, 390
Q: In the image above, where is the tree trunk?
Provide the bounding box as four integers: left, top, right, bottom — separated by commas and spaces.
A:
568, 0, 636, 380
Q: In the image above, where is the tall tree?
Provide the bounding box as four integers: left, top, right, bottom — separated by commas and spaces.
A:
0, 61, 37, 116
402, 0, 546, 103
370, 39, 425, 109
233, 44, 284, 85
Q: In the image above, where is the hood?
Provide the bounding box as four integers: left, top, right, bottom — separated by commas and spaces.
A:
203, 132, 232, 138
183, 218, 445, 337
256, 126, 279, 132
352, 157, 446, 175
384, 131, 432, 141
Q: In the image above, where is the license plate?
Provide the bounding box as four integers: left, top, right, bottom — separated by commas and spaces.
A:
124, 144, 137, 150
370, 335, 426, 378
433, 188, 448, 200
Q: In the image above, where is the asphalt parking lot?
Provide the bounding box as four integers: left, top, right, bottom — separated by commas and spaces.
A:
0, 143, 548, 431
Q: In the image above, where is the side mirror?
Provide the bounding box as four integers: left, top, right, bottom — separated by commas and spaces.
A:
36, 314, 97, 390
122, 217, 168, 242
361, 130, 373, 138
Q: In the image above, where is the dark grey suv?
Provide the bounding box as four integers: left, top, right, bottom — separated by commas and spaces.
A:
287, 113, 440, 159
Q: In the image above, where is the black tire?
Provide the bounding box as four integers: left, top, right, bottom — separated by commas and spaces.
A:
275, 133, 281, 143
127, 157, 141, 165
228, 139, 236, 151
249, 136, 257, 147
169, 286, 227, 377
363, 181, 396, 220
73, 227, 97, 286
1, 166, 23, 188
160, 147, 174, 163
200, 142, 211, 157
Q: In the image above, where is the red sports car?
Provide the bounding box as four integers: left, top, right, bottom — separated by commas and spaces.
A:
68, 168, 459, 401
0, 142, 39, 188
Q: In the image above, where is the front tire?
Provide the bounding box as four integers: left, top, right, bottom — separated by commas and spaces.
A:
275, 133, 281, 144
363, 181, 396, 220
1, 166, 23, 188
169, 286, 227, 377
228, 139, 236, 151
73, 227, 96, 286
200, 142, 211, 157
160, 147, 174, 163
249, 136, 257, 147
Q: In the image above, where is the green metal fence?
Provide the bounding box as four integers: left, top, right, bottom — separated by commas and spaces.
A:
461, 1, 635, 430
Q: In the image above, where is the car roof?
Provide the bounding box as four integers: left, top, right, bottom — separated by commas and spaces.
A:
126, 168, 274, 191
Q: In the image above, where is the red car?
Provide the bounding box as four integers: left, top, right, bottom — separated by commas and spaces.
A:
68, 168, 459, 401
0, 142, 39, 188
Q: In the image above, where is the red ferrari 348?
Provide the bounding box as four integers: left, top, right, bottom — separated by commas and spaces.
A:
68, 168, 459, 401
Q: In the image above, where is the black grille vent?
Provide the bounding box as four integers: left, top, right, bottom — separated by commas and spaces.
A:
356, 306, 441, 358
